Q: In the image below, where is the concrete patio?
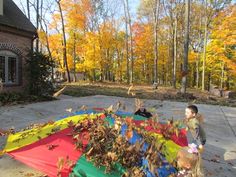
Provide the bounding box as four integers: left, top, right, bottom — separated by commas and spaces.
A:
0, 95, 235, 177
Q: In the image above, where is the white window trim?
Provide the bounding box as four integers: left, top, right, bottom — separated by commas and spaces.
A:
0, 50, 19, 85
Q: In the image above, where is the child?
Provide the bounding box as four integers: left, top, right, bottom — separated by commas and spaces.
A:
134, 107, 152, 118
176, 146, 203, 177
184, 105, 206, 150
134, 99, 152, 118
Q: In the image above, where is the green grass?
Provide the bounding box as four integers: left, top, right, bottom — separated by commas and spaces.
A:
64, 85, 132, 98
62, 83, 236, 107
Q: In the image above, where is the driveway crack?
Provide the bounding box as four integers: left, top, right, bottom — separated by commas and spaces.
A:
220, 106, 236, 137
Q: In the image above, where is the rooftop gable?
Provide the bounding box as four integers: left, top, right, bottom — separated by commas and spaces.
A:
0, 0, 36, 34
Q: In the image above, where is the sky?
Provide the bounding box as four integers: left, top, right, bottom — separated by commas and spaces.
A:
13, 0, 141, 24
12, 0, 236, 28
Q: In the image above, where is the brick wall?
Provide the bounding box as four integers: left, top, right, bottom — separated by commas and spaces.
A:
0, 30, 32, 93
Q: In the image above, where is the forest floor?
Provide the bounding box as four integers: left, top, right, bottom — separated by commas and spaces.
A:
62, 82, 236, 107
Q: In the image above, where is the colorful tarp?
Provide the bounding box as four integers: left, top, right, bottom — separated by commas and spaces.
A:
2, 110, 188, 177
9, 128, 88, 177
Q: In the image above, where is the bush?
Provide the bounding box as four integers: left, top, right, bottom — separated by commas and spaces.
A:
25, 51, 54, 96
0, 92, 56, 105
0, 92, 22, 104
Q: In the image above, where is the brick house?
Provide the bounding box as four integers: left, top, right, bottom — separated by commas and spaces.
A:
0, 0, 37, 92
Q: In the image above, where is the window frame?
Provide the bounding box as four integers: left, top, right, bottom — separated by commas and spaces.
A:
0, 50, 19, 86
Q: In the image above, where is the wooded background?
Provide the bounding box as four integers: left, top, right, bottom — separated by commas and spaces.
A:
16, 0, 236, 92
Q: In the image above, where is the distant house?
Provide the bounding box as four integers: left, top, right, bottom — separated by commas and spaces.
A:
0, 0, 37, 92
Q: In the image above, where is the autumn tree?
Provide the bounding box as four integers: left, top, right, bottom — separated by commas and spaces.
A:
55, 0, 71, 82
207, 5, 236, 89
201, 0, 231, 90
17, 0, 236, 90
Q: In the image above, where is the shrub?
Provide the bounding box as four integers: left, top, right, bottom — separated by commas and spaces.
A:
25, 51, 54, 96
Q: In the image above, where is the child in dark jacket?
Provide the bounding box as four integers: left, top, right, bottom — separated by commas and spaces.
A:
134, 107, 152, 118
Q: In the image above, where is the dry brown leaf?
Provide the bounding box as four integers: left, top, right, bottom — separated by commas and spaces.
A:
53, 86, 67, 98
47, 144, 59, 150
106, 105, 113, 113
24, 173, 34, 177
115, 101, 122, 111
57, 157, 65, 171
125, 129, 133, 140
127, 84, 134, 95
79, 105, 87, 111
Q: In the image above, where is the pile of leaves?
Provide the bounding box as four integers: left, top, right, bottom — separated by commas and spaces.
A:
69, 115, 178, 177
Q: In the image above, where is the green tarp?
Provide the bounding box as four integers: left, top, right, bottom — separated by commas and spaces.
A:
71, 156, 126, 177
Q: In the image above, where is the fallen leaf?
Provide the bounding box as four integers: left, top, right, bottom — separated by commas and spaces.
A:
57, 157, 65, 171
66, 108, 73, 113
127, 85, 134, 95
47, 144, 59, 150
210, 158, 220, 163
53, 86, 67, 98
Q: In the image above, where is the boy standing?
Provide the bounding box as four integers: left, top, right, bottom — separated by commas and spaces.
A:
185, 105, 206, 150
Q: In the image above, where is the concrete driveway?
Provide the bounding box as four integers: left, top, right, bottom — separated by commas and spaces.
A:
0, 95, 236, 177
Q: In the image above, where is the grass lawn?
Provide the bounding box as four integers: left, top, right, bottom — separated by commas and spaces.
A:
62, 82, 236, 107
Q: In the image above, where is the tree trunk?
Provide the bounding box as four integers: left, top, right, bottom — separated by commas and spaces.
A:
120, 52, 123, 82
173, 16, 177, 88
27, 0, 30, 20
144, 57, 147, 80
207, 72, 211, 91
162, 57, 165, 85
40, 0, 43, 52
35, 0, 39, 52
196, 57, 199, 88
202, 0, 208, 91
73, 33, 77, 82
220, 62, 225, 90
57, 0, 71, 82
93, 44, 96, 81
181, 0, 190, 93
192, 66, 195, 87
123, 0, 130, 84
42, 20, 54, 81
125, 0, 134, 83
153, 0, 160, 87
117, 49, 123, 82
196, 5, 203, 89
226, 73, 230, 90
93, 69, 96, 82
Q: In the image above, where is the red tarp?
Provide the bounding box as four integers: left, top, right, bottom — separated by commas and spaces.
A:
8, 128, 89, 177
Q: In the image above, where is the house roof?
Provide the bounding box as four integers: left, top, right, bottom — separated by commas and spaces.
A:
0, 0, 36, 34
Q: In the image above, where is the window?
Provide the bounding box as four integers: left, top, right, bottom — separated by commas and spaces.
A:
0, 50, 19, 85
0, 56, 5, 83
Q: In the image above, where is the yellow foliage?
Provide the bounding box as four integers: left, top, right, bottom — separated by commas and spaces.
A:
207, 5, 236, 76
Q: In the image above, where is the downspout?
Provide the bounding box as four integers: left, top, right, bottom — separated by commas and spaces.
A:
31, 33, 38, 52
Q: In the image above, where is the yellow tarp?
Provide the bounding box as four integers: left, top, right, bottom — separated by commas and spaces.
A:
4, 113, 103, 153
151, 133, 182, 163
